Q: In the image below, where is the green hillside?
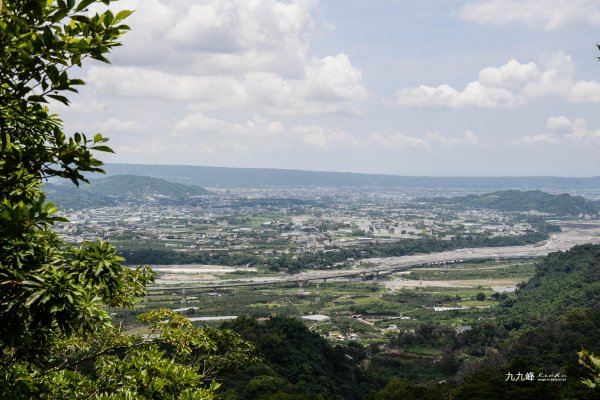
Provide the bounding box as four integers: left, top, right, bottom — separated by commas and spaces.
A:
45, 175, 212, 209
87, 174, 211, 199
447, 244, 600, 399
44, 182, 115, 209
217, 245, 600, 400
502, 243, 600, 328
426, 190, 599, 216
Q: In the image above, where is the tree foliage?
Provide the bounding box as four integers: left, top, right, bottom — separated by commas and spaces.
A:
221, 316, 379, 400
1, 0, 142, 351
501, 244, 600, 329
0, 1, 256, 397
579, 349, 600, 389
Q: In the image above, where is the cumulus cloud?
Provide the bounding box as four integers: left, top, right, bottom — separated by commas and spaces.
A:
164, 1, 315, 54
82, 0, 369, 115
112, 0, 318, 76
172, 111, 486, 154
460, 0, 600, 31
367, 130, 483, 149
570, 81, 600, 102
174, 113, 283, 137
100, 118, 146, 133
546, 115, 575, 133
393, 52, 600, 109
547, 116, 600, 141
478, 59, 538, 89
88, 53, 367, 115
289, 125, 359, 149
510, 134, 559, 146
512, 116, 600, 146
172, 113, 359, 151
395, 82, 519, 109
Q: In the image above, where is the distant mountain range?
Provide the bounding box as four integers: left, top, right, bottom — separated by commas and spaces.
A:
45, 165, 600, 211
45, 175, 211, 209
99, 163, 600, 191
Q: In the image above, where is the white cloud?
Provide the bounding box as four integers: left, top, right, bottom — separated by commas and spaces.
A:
88, 53, 367, 115
303, 54, 366, 101
172, 113, 359, 151
174, 113, 283, 137
394, 82, 519, 109
513, 116, 600, 146
100, 118, 146, 133
367, 130, 483, 149
115, 142, 165, 155
520, 52, 576, 99
570, 81, 600, 102
393, 52, 600, 109
50, 100, 107, 114
368, 132, 429, 149
510, 134, 558, 145
464, 129, 480, 145
460, 0, 600, 31
84, 1, 367, 116
87, 66, 243, 103
547, 116, 600, 141
111, 0, 318, 76
164, 1, 316, 54
290, 125, 359, 149
546, 115, 573, 133
478, 59, 538, 89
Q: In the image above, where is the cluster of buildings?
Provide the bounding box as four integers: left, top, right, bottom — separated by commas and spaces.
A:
56, 188, 533, 258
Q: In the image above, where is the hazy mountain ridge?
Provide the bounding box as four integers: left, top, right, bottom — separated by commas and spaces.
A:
101, 163, 600, 190
45, 175, 212, 210
44, 183, 117, 210
87, 175, 211, 198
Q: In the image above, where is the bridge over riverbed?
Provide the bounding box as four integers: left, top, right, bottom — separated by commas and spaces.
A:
146, 253, 539, 295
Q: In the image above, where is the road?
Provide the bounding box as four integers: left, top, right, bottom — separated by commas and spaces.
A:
147, 222, 600, 293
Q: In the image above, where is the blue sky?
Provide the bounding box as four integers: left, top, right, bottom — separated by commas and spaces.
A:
55, 0, 600, 176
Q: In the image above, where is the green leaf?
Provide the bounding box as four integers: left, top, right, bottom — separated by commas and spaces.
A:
90, 145, 114, 153
104, 10, 114, 27
71, 14, 91, 23
48, 94, 70, 105
27, 95, 48, 103
75, 0, 97, 12
114, 10, 134, 23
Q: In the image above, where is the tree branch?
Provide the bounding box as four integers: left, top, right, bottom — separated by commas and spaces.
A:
39, 340, 151, 377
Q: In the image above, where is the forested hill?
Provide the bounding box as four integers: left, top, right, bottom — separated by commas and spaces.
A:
423, 190, 599, 216
87, 174, 211, 198
450, 244, 600, 399
45, 175, 212, 209
215, 245, 600, 399
102, 163, 600, 190
502, 243, 600, 328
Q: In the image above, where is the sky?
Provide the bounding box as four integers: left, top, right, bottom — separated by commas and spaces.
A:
55, 0, 600, 176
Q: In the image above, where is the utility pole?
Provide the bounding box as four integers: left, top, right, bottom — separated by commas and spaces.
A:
181, 288, 187, 313
315, 283, 320, 303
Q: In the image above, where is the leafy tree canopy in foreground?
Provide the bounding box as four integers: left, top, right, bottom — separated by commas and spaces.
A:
0, 1, 256, 398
